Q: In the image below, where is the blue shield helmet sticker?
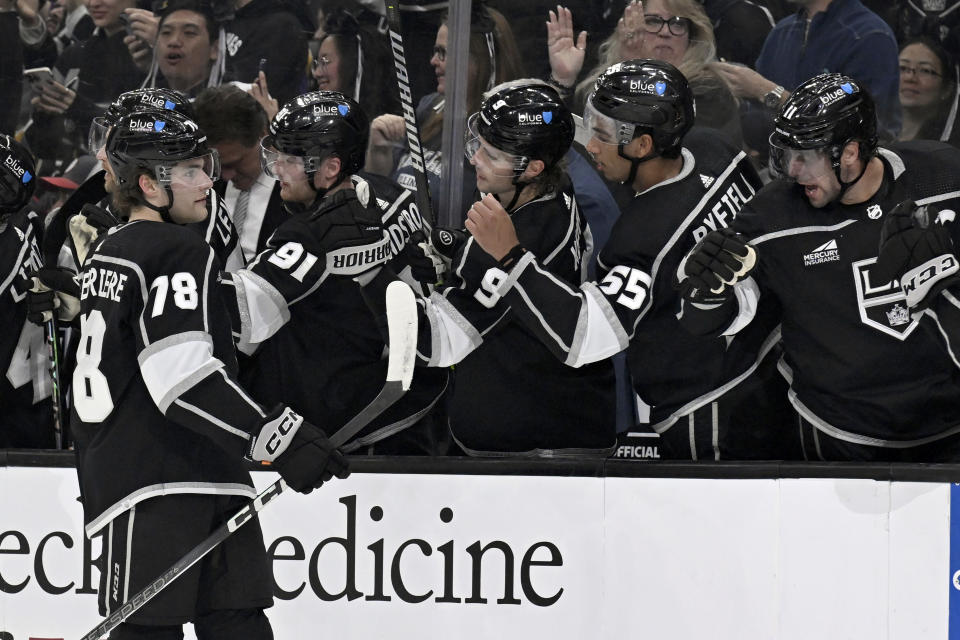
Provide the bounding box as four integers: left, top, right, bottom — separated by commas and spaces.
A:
655, 81, 667, 96
154, 121, 166, 132
164, 99, 176, 110
542, 111, 553, 124
338, 104, 349, 116
22, 171, 32, 184
840, 82, 854, 94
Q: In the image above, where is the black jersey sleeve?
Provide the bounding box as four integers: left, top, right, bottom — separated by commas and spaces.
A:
189, 191, 244, 272
111, 235, 267, 455
450, 190, 626, 368
2, 211, 52, 408
923, 288, 960, 372
225, 188, 389, 355
359, 264, 512, 367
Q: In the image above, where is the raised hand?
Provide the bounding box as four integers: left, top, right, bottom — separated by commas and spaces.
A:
617, 0, 647, 59
546, 5, 587, 88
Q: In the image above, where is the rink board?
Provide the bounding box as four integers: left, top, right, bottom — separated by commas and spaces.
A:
0, 466, 955, 640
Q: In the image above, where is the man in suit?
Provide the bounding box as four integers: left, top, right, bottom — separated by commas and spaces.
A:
194, 84, 288, 266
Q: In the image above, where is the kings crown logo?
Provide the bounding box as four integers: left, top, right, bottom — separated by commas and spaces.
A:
886, 303, 910, 327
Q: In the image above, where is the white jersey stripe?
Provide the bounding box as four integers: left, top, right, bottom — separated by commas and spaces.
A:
138, 332, 223, 412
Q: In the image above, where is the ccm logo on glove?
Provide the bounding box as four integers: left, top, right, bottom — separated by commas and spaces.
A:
902, 255, 960, 308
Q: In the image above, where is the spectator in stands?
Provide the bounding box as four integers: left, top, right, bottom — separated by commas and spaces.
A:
1, 0, 46, 132
312, 8, 400, 120
552, 1, 742, 145
30, 0, 144, 158
365, 4, 524, 212
487, 0, 605, 83
699, 0, 774, 67
898, 36, 960, 146
25, 0, 94, 68
194, 84, 287, 264
47, 0, 93, 55
223, 0, 310, 106
140, 0, 223, 96
865, 0, 960, 60
716, 0, 901, 139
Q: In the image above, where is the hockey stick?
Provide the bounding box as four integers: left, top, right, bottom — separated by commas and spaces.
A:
77, 280, 419, 640
385, 3, 436, 232
45, 317, 64, 449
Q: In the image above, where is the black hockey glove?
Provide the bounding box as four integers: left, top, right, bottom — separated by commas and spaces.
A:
431, 226, 468, 261
249, 406, 350, 494
875, 199, 960, 310
677, 228, 757, 302
397, 226, 469, 285
400, 242, 446, 285
27, 267, 82, 325
312, 189, 392, 280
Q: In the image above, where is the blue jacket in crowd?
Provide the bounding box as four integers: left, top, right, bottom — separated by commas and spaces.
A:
756, 0, 902, 137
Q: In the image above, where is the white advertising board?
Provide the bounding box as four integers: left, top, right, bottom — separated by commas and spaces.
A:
0, 467, 954, 640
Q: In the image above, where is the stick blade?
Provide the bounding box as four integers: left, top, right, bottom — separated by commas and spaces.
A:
385, 280, 418, 391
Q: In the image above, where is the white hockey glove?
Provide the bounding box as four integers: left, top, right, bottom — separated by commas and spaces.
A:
69, 204, 119, 266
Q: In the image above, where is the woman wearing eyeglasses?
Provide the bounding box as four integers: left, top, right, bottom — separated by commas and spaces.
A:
547, 0, 741, 145
897, 36, 960, 146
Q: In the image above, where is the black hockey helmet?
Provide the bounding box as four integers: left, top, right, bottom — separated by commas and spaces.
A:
771, 73, 878, 154
0, 134, 36, 215
261, 91, 369, 185
90, 88, 193, 154
105, 109, 218, 220
588, 59, 695, 156
768, 73, 878, 190
465, 81, 574, 173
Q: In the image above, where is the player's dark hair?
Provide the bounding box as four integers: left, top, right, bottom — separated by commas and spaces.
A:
111, 169, 153, 215
194, 85, 269, 147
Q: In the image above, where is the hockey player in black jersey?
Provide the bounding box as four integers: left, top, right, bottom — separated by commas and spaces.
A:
678, 72, 960, 462
40, 87, 243, 273
73, 109, 348, 637
463, 61, 791, 460
360, 80, 617, 456
221, 91, 449, 454
0, 135, 56, 448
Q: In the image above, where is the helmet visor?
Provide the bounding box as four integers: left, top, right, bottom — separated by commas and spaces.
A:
260, 137, 322, 182
768, 134, 833, 182
156, 151, 220, 189
584, 96, 634, 147
88, 117, 111, 155
463, 113, 527, 177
